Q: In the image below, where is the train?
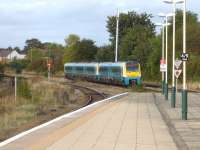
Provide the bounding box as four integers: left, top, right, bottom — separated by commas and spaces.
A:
64, 61, 142, 86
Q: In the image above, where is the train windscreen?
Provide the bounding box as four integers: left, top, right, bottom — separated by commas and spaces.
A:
126, 62, 139, 71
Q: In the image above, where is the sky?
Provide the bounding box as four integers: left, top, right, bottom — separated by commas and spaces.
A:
0, 0, 199, 49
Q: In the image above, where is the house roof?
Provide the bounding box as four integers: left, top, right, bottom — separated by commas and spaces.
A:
0, 49, 12, 57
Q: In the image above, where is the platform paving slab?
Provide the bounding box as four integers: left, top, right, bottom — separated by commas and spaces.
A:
155, 92, 200, 150
0, 93, 178, 150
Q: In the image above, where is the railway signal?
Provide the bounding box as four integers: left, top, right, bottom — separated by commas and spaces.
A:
47, 58, 53, 81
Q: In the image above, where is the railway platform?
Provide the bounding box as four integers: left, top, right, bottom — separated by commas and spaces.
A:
156, 92, 200, 150
0, 93, 183, 150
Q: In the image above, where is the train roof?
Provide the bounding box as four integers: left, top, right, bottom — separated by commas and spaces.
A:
64, 61, 139, 67
99, 61, 139, 66
99, 62, 125, 67
64, 63, 98, 67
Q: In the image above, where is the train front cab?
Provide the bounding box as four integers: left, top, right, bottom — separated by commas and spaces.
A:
123, 62, 141, 86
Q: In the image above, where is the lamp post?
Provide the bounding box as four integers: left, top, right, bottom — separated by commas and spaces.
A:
159, 13, 173, 100
155, 23, 165, 95
163, 0, 184, 108
182, 0, 187, 120
115, 9, 120, 62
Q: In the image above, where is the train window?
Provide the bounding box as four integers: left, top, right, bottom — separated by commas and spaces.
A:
126, 63, 139, 71
99, 67, 108, 73
87, 67, 95, 73
65, 66, 72, 72
111, 67, 121, 73
76, 67, 84, 72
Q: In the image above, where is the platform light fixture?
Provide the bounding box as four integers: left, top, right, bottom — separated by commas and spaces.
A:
115, 9, 120, 62
163, 0, 184, 108
155, 23, 165, 95
182, 0, 187, 120
158, 13, 173, 100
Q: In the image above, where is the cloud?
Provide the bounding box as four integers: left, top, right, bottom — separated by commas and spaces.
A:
0, 0, 198, 48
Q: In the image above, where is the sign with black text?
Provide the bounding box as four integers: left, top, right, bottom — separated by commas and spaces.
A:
160, 59, 166, 72
181, 53, 189, 61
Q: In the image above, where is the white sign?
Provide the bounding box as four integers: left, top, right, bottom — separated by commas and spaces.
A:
160, 64, 167, 72
175, 69, 182, 78
174, 59, 182, 69
181, 53, 189, 61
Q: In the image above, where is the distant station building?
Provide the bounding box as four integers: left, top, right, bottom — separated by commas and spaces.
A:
0, 49, 26, 63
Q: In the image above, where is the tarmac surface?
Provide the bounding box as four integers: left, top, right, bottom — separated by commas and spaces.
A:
0, 93, 179, 150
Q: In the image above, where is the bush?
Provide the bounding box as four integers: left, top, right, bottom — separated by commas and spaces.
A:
0, 63, 5, 81
0, 63, 5, 74
17, 78, 32, 99
9, 60, 28, 74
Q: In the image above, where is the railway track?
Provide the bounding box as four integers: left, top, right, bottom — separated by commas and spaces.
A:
3, 72, 199, 94
49, 79, 107, 106
2, 73, 108, 105
66, 83, 107, 106
143, 82, 200, 93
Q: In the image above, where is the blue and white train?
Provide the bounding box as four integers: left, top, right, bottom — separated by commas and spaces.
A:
64, 61, 142, 86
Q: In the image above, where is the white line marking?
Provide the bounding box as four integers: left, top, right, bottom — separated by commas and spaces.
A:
0, 92, 128, 147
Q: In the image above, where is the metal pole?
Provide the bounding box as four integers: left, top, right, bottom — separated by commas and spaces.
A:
48, 67, 50, 81
48, 49, 50, 81
115, 9, 119, 62
182, 0, 187, 120
31, 46, 32, 63
162, 25, 165, 95
15, 76, 17, 102
176, 78, 178, 94
171, 2, 176, 107
165, 16, 168, 100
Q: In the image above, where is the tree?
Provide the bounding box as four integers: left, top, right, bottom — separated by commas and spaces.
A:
107, 11, 155, 46
119, 28, 137, 61
24, 38, 44, 53
27, 48, 44, 61
145, 10, 200, 81
146, 37, 162, 80
10, 60, 28, 74
168, 9, 200, 54
14, 47, 21, 53
131, 26, 154, 66
63, 39, 98, 63
95, 45, 114, 62
65, 34, 80, 47
45, 43, 65, 72
75, 39, 98, 62
107, 11, 155, 66
26, 48, 46, 73
7, 46, 13, 51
